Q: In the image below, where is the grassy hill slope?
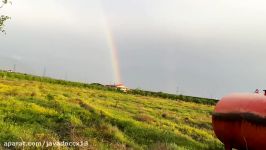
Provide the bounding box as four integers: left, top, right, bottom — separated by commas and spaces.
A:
0, 72, 223, 150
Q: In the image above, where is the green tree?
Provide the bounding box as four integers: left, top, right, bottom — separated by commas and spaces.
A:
0, 0, 11, 33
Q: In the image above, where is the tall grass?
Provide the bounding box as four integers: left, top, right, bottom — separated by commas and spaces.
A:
0, 71, 223, 149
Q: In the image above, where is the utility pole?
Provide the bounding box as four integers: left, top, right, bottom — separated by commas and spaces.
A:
42, 67, 46, 77
13, 64, 16, 72
64, 72, 68, 81
176, 86, 180, 95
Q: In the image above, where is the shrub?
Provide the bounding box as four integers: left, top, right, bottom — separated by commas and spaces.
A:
46, 94, 54, 101
134, 114, 154, 123
162, 113, 168, 118
30, 92, 37, 97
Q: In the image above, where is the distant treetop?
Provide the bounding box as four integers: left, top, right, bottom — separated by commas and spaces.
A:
0, 0, 11, 34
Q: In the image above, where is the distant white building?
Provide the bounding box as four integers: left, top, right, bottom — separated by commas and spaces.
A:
6, 69, 13, 72
0, 69, 13, 72
106, 83, 129, 92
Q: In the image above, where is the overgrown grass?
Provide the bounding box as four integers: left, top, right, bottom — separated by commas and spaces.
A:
0, 72, 223, 149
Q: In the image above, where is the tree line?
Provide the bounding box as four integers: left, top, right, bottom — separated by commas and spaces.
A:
0, 71, 218, 105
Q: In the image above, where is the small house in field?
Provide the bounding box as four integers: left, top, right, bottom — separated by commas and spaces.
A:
2, 69, 13, 72
106, 83, 129, 92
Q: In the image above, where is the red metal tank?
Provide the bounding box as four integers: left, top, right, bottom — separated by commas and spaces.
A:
212, 93, 266, 150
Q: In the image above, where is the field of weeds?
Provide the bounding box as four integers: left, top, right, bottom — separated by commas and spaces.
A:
0, 73, 223, 150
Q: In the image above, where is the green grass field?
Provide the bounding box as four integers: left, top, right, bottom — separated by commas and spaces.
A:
0, 72, 223, 150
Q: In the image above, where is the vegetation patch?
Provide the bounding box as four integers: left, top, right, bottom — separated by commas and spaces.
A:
134, 114, 155, 123
0, 72, 223, 150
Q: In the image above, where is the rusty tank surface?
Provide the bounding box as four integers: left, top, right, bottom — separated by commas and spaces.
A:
212, 91, 266, 150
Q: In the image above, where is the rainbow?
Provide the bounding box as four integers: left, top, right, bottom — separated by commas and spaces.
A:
100, 3, 122, 84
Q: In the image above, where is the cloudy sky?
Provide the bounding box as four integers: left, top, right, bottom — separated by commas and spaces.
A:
1, 0, 266, 98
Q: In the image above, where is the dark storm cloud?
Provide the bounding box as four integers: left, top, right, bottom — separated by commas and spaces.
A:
1, 0, 266, 98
